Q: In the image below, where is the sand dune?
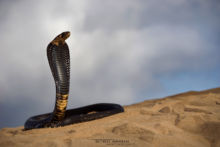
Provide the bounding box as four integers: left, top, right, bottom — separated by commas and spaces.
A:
0, 87, 220, 147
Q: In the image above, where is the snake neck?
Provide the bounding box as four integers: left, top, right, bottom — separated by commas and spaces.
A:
47, 31, 70, 123
53, 93, 69, 121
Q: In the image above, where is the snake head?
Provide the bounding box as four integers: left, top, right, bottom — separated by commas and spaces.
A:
58, 31, 70, 40
51, 31, 71, 46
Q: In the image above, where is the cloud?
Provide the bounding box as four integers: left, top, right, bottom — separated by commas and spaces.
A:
0, 0, 219, 127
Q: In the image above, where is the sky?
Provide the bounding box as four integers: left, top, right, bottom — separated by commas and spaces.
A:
0, 0, 219, 128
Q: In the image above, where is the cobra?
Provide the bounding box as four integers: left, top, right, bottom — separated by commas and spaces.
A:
24, 31, 124, 130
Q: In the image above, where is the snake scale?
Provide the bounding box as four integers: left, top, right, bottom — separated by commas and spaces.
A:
24, 32, 124, 130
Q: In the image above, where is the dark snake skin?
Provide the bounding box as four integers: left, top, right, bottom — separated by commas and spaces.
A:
24, 32, 124, 130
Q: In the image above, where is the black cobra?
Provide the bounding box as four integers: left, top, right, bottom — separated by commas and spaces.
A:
24, 31, 124, 130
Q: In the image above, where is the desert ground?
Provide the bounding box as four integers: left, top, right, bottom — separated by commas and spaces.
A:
0, 87, 220, 147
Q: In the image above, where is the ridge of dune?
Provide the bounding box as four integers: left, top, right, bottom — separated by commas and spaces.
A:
0, 87, 220, 147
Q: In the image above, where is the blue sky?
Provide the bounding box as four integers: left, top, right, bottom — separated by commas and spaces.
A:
0, 0, 219, 128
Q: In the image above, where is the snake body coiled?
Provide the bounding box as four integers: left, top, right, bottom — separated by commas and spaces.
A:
24, 32, 124, 130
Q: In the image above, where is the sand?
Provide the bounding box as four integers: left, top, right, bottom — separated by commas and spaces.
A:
0, 87, 220, 147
